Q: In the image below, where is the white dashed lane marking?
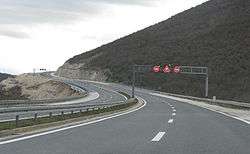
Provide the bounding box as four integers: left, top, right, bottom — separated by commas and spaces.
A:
168, 119, 174, 123
151, 132, 166, 142
150, 102, 176, 142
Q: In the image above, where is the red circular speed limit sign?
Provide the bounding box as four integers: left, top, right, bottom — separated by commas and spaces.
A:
152, 66, 161, 73
173, 66, 180, 73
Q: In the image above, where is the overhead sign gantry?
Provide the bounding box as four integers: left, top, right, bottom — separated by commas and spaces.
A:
131, 64, 208, 98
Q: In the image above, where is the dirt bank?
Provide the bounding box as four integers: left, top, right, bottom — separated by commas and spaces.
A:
0, 74, 81, 100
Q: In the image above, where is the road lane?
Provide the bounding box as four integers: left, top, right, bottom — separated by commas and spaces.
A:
0, 80, 250, 154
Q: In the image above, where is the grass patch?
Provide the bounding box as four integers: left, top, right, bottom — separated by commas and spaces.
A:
0, 99, 138, 131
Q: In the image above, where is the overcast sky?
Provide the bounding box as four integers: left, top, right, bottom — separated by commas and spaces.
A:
0, 0, 208, 74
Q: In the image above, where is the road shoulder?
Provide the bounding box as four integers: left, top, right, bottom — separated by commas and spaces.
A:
150, 93, 250, 124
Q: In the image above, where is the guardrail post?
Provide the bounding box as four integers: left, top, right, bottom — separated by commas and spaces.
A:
80, 109, 82, 113
132, 66, 135, 98
61, 111, 64, 118
49, 112, 52, 118
34, 113, 38, 121
213, 96, 216, 101
15, 115, 19, 127
205, 74, 209, 97
71, 110, 74, 115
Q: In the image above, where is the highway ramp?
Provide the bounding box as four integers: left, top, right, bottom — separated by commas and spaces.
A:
0, 80, 126, 122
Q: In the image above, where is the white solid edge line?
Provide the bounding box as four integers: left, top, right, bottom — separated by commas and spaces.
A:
172, 113, 176, 116
82, 79, 128, 101
168, 119, 174, 123
0, 97, 147, 145
173, 109, 176, 112
49, 92, 100, 106
150, 92, 250, 125
52, 73, 127, 101
199, 106, 250, 125
151, 132, 166, 142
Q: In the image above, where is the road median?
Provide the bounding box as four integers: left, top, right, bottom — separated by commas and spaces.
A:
0, 97, 141, 139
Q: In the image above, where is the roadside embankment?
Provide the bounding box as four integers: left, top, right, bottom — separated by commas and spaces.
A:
0, 74, 85, 104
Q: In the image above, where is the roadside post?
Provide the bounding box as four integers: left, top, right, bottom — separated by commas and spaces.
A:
34, 113, 38, 121
132, 66, 136, 98
15, 115, 19, 127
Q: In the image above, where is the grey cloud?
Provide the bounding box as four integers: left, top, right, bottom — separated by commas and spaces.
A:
0, 0, 155, 39
0, 0, 154, 25
0, 29, 29, 39
94, 0, 155, 6
0, 0, 103, 25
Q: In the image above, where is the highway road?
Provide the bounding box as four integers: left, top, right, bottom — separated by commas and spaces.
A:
0, 79, 250, 154
0, 80, 126, 122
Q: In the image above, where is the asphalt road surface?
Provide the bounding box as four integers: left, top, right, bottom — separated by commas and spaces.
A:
0, 79, 250, 154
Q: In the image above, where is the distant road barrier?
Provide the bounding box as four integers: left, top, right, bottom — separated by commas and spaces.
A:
0, 98, 138, 132
0, 101, 124, 114
0, 98, 138, 127
0, 89, 132, 114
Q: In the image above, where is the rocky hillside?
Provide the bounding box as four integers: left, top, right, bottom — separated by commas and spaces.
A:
0, 74, 81, 100
57, 0, 250, 102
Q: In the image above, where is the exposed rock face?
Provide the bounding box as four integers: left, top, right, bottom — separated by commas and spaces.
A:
0, 74, 81, 100
56, 62, 109, 81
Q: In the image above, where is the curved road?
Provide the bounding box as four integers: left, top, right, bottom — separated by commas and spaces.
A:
0, 80, 126, 122
0, 79, 250, 154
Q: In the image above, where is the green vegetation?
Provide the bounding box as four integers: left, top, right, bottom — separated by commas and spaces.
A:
0, 99, 138, 131
65, 0, 250, 102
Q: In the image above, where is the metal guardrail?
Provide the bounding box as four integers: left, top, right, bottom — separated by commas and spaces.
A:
0, 102, 125, 113
0, 73, 133, 117
159, 92, 250, 109
0, 95, 87, 106
0, 101, 126, 114
0, 89, 134, 114
0, 98, 138, 126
